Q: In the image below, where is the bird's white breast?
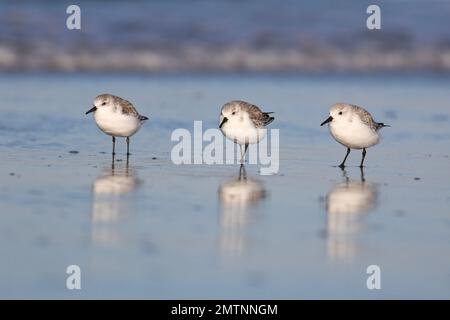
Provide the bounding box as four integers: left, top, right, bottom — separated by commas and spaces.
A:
329, 117, 379, 149
94, 108, 141, 137
221, 116, 267, 145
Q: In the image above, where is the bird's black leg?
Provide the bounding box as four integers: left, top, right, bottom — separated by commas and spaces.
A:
239, 143, 249, 164
339, 148, 351, 168
360, 148, 367, 168
244, 143, 249, 162
126, 137, 130, 156
112, 136, 116, 155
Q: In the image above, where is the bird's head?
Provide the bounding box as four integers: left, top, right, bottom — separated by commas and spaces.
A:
321, 103, 352, 126
86, 94, 115, 115
219, 101, 242, 129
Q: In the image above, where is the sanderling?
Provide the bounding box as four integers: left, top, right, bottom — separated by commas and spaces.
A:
219, 100, 274, 163
320, 103, 389, 168
86, 94, 149, 156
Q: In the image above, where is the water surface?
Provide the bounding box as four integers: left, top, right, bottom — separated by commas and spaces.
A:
0, 73, 450, 298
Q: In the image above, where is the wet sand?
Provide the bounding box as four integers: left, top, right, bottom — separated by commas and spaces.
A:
0, 73, 450, 298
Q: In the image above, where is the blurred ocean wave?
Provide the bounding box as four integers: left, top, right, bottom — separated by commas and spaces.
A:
1, 0, 450, 73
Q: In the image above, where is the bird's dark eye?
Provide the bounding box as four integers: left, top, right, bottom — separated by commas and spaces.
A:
232, 112, 236, 115
339, 111, 343, 115
102, 102, 106, 106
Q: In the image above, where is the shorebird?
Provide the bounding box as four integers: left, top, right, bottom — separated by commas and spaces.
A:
219, 100, 274, 163
86, 94, 149, 156
321, 103, 389, 168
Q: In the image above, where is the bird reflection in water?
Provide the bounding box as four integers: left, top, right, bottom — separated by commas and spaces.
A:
91, 156, 140, 246
324, 168, 378, 262
218, 165, 266, 257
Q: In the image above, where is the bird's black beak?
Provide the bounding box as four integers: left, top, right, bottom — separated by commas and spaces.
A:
320, 116, 333, 126
219, 117, 228, 129
85, 106, 97, 115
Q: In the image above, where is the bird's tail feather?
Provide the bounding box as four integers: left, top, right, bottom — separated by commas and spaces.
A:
265, 117, 275, 126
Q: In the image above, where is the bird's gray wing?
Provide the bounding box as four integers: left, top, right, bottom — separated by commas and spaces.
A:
114, 96, 139, 117
241, 102, 275, 128
351, 105, 382, 131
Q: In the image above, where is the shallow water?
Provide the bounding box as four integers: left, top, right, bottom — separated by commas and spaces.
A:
0, 73, 450, 298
